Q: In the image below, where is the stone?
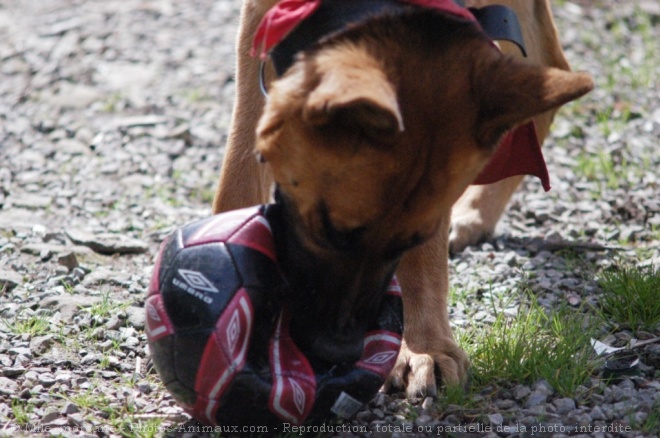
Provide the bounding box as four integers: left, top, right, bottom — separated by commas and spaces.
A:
61, 402, 79, 415
56, 139, 89, 156
2, 366, 26, 377
80, 353, 100, 365
41, 295, 102, 321
120, 308, 142, 331
593, 405, 612, 422
6, 194, 52, 209
137, 382, 152, 395
532, 379, 555, 396
111, 115, 167, 129
0, 270, 22, 291
8, 347, 32, 358
66, 229, 148, 254
38, 373, 56, 387
645, 344, 660, 368
30, 335, 54, 356
513, 385, 531, 400
421, 396, 434, 411
57, 252, 79, 271
105, 315, 124, 330
20, 243, 91, 256
47, 82, 104, 108
415, 414, 433, 427
524, 390, 548, 408
0, 376, 19, 395
553, 397, 577, 415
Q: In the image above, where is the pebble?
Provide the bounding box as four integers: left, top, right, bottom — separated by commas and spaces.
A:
0, 377, 19, 395
421, 396, 434, 411
125, 306, 146, 330
0, 270, 22, 291
57, 252, 79, 271
3, 366, 26, 377
61, 402, 80, 415
29, 335, 54, 356
524, 391, 548, 408
553, 397, 577, 415
488, 413, 504, 425
9, 347, 32, 358
66, 229, 148, 255
513, 385, 531, 400
38, 373, 56, 387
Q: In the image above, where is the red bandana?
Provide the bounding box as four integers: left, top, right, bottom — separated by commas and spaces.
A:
253, 0, 551, 191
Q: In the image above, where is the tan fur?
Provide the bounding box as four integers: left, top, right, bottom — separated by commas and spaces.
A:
450, 0, 572, 252
213, 0, 592, 397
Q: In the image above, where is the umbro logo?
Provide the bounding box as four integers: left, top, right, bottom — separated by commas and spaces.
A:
172, 269, 219, 304
289, 378, 306, 415
146, 302, 161, 321
177, 269, 219, 293
362, 351, 397, 365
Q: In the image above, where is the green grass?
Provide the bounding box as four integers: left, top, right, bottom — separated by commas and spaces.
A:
11, 399, 32, 426
639, 403, 660, 435
628, 402, 660, 436
457, 295, 596, 397
598, 265, 660, 332
1, 310, 51, 336
87, 292, 129, 321
63, 386, 110, 411
60, 278, 76, 295
574, 151, 627, 190
118, 417, 167, 438
101, 92, 124, 113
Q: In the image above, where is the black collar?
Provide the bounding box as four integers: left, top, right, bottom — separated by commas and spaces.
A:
268, 0, 526, 78
270, 0, 414, 76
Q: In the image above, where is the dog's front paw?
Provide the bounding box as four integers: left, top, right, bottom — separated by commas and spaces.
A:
384, 340, 469, 398
449, 207, 492, 254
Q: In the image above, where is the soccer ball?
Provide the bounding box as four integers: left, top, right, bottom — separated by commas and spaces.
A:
145, 205, 403, 427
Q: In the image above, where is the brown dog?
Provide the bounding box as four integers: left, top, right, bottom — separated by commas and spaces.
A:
212, 0, 592, 398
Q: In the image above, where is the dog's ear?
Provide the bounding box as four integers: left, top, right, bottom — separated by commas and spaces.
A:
303, 57, 404, 140
475, 53, 593, 147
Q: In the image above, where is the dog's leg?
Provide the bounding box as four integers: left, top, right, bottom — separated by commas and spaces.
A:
450, 0, 570, 252
386, 214, 469, 397
212, 1, 275, 214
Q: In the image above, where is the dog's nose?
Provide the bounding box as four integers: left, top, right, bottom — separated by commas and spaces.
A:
311, 332, 364, 365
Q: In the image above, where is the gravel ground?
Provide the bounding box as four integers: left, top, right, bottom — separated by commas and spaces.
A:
0, 0, 658, 437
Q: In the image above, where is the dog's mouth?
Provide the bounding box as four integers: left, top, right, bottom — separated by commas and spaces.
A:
265, 198, 400, 364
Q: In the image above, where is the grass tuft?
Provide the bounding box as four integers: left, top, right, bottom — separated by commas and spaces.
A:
458, 297, 596, 397
11, 399, 32, 426
598, 265, 660, 332
1, 310, 51, 336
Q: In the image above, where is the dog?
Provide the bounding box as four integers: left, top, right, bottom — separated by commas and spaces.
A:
212, 0, 592, 398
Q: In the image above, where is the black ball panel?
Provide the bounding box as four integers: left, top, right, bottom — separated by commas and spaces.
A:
165, 379, 197, 407
226, 243, 284, 292
213, 369, 276, 426
172, 331, 213, 390
160, 242, 241, 330
148, 336, 177, 386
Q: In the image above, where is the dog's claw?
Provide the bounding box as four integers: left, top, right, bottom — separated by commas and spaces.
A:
386, 341, 469, 398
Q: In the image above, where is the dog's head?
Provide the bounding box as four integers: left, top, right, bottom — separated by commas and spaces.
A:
257, 12, 592, 364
